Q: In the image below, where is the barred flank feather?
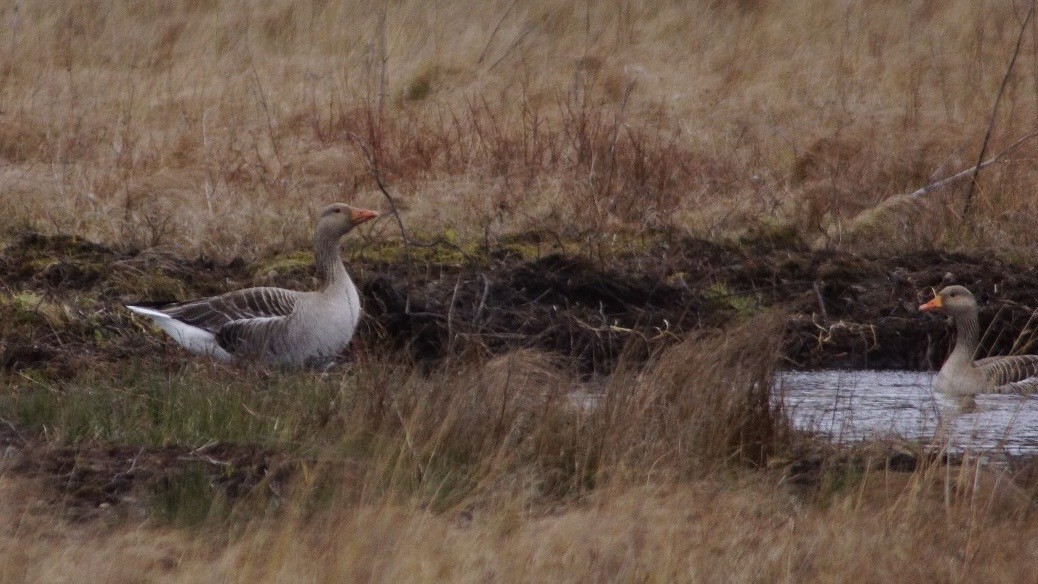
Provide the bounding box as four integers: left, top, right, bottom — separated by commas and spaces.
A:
160, 288, 300, 333
978, 355, 1038, 389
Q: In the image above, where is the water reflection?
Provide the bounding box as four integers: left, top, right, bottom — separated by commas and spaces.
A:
777, 370, 1038, 455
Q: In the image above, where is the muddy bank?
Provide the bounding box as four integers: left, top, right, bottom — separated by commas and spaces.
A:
3, 230, 1038, 374
0, 421, 296, 520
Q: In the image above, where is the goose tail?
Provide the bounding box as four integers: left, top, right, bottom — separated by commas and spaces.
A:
126, 305, 235, 362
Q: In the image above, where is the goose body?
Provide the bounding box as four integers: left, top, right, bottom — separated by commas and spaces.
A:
127, 204, 378, 367
920, 285, 1038, 399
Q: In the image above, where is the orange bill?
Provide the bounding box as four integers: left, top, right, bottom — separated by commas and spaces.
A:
350, 208, 380, 224
918, 296, 942, 312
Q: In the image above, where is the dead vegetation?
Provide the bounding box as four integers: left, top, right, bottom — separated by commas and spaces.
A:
0, 311, 790, 516
4, 1, 1038, 257
4, 326, 1038, 582
7, 0, 1038, 581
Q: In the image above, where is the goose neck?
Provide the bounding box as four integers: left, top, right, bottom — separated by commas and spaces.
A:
314, 228, 348, 291
949, 307, 981, 364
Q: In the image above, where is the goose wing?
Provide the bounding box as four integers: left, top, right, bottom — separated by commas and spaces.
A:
976, 355, 1038, 388
213, 316, 289, 359
991, 377, 1038, 395
158, 287, 301, 334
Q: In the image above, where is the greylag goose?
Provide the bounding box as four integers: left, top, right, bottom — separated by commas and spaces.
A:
127, 203, 379, 367
919, 285, 1038, 400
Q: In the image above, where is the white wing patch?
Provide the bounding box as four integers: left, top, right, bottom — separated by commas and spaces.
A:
127, 305, 235, 362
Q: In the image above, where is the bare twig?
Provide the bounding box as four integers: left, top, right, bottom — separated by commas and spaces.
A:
477, 0, 519, 65
346, 133, 412, 244
346, 133, 472, 248
608, 81, 636, 158
248, 60, 283, 170
377, 12, 388, 122
345, 131, 477, 297
962, 0, 1035, 218
910, 130, 1038, 200
488, 25, 533, 71
474, 273, 491, 324
813, 130, 1038, 248
813, 281, 829, 321
192, 441, 220, 454
446, 275, 462, 345
108, 447, 144, 486
605, 81, 636, 215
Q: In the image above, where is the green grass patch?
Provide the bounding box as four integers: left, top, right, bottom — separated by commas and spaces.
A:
0, 365, 356, 451
150, 461, 228, 528
703, 282, 759, 316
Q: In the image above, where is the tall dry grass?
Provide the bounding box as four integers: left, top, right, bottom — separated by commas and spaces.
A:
3, 309, 1033, 582
3, 448, 1038, 582
0, 310, 788, 503
2, 1, 1038, 257
2, 301, 1037, 580
0, 310, 800, 580
7, 2, 1038, 581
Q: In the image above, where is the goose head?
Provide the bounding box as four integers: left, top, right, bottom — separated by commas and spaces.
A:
317, 203, 380, 238
919, 285, 977, 318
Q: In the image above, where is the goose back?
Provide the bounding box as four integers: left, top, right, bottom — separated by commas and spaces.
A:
160, 287, 300, 333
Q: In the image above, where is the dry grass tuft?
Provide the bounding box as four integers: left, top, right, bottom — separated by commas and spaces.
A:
5, 467, 1038, 583
4, 1, 1038, 257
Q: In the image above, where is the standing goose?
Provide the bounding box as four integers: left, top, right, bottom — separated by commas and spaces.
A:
919, 285, 1038, 400
127, 203, 379, 367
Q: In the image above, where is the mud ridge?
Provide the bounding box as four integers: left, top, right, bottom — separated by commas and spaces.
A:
5, 230, 1038, 374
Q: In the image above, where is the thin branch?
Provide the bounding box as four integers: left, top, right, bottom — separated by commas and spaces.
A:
911, 130, 1038, 200
346, 132, 412, 243
813, 281, 829, 321
473, 273, 491, 324
378, 12, 388, 122
346, 132, 477, 264
601, 80, 636, 217
248, 60, 283, 170
477, 0, 519, 65
963, 0, 1035, 218
488, 25, 533, 71
608, 81, 636, 159
446, 275, 462, 347
813, 130, 1038, 248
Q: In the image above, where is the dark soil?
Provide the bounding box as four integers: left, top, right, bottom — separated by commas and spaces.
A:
0, 421, 296, 520
6, 230, 1038, 514
3, 229, 1038, 375
5, 418, 1038, 514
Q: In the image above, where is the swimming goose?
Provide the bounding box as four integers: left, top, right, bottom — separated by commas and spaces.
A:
919, 285, 1038, 400
127, 203, 379, 367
